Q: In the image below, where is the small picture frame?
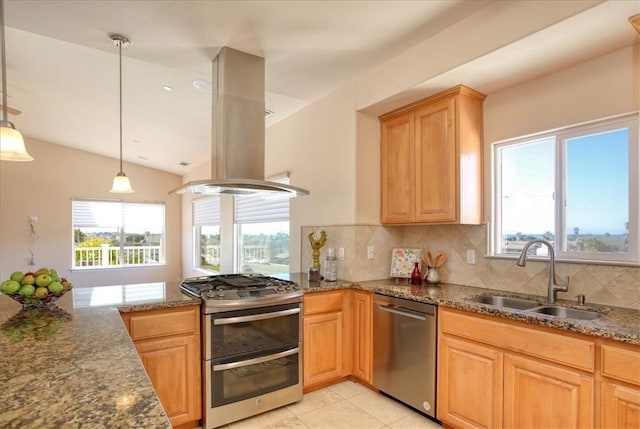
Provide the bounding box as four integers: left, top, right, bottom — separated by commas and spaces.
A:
390, 248, 422, 278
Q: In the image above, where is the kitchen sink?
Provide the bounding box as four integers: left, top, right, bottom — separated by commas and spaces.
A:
529, 306, 603, 320
467, 295, 540, 310
466, 294, 604, 320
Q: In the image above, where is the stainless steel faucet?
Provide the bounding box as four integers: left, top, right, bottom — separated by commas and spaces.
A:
516, 238, 569, 304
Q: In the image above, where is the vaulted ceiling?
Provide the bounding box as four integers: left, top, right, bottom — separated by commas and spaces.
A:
2, 0, 638, 174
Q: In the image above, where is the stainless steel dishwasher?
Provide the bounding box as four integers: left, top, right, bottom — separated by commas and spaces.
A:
372, 293, 437, 418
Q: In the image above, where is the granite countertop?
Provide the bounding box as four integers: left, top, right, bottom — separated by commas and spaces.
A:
0, 281, 200, 429
1, 274, 638, 428
299, 276, 640, 345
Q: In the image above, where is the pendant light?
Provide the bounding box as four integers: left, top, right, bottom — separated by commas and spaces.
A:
109, 34, 134, 193
0, 0, 32, 161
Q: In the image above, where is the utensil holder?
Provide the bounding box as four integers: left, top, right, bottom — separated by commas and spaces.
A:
426, 267, 440, 284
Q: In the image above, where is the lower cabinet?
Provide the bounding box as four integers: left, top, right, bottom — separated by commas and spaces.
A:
351, 290, 372, 384
438, 307, 595, 429
438, 334, 503, 429
503, 353, 594, 428
303, 290, 349, 388
600, 341, 640, 428
121, 305, 201, 429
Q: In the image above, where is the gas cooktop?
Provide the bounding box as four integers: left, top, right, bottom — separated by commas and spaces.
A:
180, 274, 302, 311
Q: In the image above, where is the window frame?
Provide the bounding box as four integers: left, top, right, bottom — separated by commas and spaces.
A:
72, 200, 166, 270
491, 113, 639, 264
192, 197, 221, 273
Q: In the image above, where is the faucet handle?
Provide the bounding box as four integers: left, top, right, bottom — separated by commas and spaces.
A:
560, 275, 570, 292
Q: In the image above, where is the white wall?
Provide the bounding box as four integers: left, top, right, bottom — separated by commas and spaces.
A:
0, 137, 183, 287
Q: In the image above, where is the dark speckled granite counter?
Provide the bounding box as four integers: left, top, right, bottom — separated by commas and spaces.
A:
296, 275, 640, 345
2, 274, 637, 428
0, 281, 200, 429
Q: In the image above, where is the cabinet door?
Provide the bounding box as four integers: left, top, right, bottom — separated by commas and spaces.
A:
504, 353, 594, 429
135, 334, 201, 427
381, 113, 415, 223
601, 380, 640, 428
414, 98, 456, 223
303, 311, 343, 387
438, 334, 504, 429
352, 290, 372, 383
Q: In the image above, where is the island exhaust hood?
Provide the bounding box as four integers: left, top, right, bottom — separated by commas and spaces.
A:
170, 47, 309, 197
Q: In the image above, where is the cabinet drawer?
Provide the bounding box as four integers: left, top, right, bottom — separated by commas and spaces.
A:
440, 308, 595, 372
127, 306, 198, 341
304, 290, 343, 315
601, 343, 640, 386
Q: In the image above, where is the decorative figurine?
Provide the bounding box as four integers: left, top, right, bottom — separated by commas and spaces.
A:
308, 230, 328, 270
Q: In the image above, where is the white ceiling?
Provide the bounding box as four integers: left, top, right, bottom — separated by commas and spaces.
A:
2, 0, 639, 175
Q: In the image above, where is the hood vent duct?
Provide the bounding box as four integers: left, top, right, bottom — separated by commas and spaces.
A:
170, 47, 309, 197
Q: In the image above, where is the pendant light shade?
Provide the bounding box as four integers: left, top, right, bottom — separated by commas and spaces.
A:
0, 0, 32, 162
109, 34, 134, 193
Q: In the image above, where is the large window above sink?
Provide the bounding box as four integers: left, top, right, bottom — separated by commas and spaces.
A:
491, 113, 639, 264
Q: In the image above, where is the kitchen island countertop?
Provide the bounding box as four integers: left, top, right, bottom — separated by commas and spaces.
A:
0, 281, 200, 429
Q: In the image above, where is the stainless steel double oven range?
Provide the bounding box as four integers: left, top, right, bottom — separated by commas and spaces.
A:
180, 274, 303, 429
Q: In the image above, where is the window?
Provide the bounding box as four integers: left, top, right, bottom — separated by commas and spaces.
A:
234, 176, 291, 275
492, 114, 639, 263
72, 200, 165, 269
193, 197, 221, 272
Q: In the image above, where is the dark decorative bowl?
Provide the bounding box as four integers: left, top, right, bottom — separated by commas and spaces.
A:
3, 290, 69, 307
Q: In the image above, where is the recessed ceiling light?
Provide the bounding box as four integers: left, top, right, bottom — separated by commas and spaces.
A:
179, 161, 191, 166
193, 79, 211, 93
137, 155, 148, 161
162, 85, 173, 92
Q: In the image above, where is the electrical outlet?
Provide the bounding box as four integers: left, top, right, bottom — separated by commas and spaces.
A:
338, 248, 345, 261
367, 246, 375, 260
30, 215, 38, 222
467, 249, 476, 265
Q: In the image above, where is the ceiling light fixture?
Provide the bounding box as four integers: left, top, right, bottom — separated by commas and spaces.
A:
109, 34, 134, 193
0, 0, 32, 161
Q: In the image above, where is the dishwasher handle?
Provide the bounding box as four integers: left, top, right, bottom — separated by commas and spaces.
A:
377, 304, 428, 321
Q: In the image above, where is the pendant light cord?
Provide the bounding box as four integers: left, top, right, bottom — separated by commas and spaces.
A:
118, 38, 123, 173
1, 0, 9, 124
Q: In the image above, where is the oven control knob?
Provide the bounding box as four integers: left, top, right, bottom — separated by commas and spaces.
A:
276, 285, 286, 292
216, 290, 225, 297
206, 290, 216, 298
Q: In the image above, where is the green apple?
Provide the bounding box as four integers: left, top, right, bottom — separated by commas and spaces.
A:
48, 282, 64, 295
1, 279, 21, 294
49, 269, 60, 283
10, 271, 25, 283
35, 273, 52, 287
18, 284, 36, 297
21, 274, 35, 285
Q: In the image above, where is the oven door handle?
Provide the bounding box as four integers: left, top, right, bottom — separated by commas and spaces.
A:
212, 347, 300, 372
213, 307, 300, 325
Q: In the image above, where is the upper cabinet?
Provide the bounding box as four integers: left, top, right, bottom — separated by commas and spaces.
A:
379, 85, 486, 225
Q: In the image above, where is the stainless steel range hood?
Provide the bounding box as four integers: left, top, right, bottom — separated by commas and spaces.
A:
170, 47, 309, 197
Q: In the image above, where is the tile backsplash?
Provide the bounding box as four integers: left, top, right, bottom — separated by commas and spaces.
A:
300, 224, 639, 310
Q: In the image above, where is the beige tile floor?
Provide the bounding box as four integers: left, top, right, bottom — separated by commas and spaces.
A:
220, 381, 442, 429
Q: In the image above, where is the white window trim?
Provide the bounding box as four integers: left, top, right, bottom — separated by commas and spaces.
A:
491, 113, 639, 265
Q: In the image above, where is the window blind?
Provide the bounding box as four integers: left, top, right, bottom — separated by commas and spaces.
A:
72, 200, 164, 230
193, 197, 220, 226
235, 176, 290, 224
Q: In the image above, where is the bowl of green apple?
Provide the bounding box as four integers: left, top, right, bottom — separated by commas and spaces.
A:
1, 268, 73, 307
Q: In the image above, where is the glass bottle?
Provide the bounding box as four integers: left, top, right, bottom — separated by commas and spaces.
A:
410, 262, 422, 285
324, 248, 337, 282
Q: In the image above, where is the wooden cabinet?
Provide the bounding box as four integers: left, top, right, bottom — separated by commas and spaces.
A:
600, 341, 640, 428
351, 290, 372, 384
380, 85, 485, 225
303, 290, 350, 389
121, 305, 201, 429
438, 307, 595, 429
439, 334, 503, 429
